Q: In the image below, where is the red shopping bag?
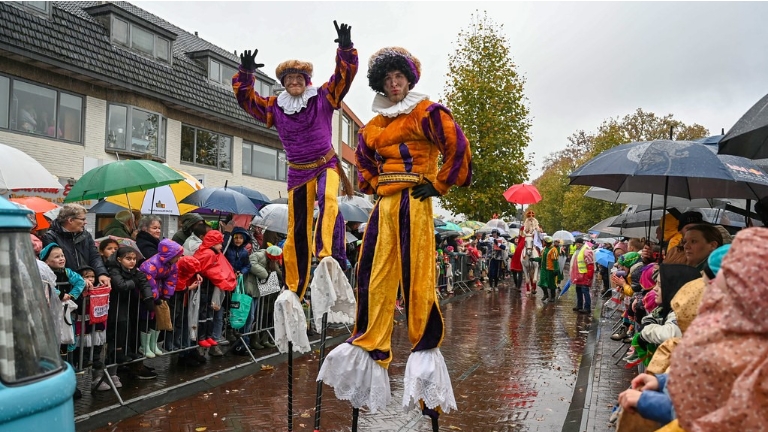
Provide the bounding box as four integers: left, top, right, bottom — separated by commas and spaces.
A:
87, 286, 111, 324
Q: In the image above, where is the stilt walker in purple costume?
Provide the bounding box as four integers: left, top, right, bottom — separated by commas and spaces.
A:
317, 47, 472, 430
233, 21, 358, 354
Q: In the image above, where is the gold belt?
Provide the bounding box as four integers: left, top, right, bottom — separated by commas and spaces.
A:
288, 148, 336, 170
378, 172, 423, 184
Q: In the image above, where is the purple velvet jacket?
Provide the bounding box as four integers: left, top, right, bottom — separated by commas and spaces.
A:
232, 47, 358, 189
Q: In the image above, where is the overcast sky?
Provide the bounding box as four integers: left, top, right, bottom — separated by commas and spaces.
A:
135, 1, 768, 183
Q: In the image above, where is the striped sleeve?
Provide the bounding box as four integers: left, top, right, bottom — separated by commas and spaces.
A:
232, 67, 274, 127
355, 131, 378, 195
322, 46, 359, 109
422, 103, 473, 195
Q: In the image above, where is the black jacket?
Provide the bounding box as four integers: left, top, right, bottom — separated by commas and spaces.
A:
42, 219, 108, 277
135, 230, 160, 264
106, 254, 152, 320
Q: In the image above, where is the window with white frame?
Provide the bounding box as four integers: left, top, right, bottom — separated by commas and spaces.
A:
257, 80, 273, 96
22, 1, 49, 13
242, 141, 287, 181
209, 60, 238, 86
181, 125, 232, 171
0, 74, 83, 143
111, 17, 171, 64
106, 104, 166, 157
341, 115, 351, 145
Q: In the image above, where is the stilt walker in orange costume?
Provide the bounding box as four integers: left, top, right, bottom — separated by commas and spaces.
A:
317, 47, 472, 431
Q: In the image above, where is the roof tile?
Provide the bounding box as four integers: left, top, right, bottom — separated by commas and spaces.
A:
0, 1, 274, 134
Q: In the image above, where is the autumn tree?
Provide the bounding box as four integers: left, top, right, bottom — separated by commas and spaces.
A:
529, 109, 709, 232
439, 11, 532, 221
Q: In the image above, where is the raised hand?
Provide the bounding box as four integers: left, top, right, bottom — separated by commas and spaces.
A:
239, 49, 265, 72
333, 20, 352, 49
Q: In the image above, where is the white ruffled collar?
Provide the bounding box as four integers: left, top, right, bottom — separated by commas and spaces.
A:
277, 86, 318, 115
371, 91, 429, 118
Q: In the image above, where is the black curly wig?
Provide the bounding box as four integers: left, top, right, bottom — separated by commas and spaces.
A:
367, 54, 418, 94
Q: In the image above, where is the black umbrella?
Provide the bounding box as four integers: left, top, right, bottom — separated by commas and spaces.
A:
272, 196, 289, 204
570, 139, 768, 248
719, 93, 768, 159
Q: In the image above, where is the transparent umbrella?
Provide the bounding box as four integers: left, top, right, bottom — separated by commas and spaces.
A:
252, 204, 290, 235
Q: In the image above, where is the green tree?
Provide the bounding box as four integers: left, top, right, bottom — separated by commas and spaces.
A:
530, 108, 709, 232
439, 11, 532, 221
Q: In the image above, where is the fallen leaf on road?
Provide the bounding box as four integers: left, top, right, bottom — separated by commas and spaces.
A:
460, 395, 468, 398
449, 426, 462, 430
139, 422, 150, 427
195, 428, 207, 432
261, 364, 274, 371
301, 413, 311, 418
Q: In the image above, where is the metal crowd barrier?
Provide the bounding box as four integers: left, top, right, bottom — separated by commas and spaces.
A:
435, 253, 476, 298
69, 249, 482, 414
66, 277, 285, 407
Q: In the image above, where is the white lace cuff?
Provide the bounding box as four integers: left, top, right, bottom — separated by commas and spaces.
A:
273, 290, 311, 354
317, 343, 391, 413
311, 257, 357, 331
402, 348, 457, 414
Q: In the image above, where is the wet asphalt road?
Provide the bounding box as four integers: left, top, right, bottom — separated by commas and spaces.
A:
91, 280, 596, 432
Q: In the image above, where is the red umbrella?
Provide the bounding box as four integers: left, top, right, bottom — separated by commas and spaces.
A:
503, 184, 542, 205
9, 197, 59, 230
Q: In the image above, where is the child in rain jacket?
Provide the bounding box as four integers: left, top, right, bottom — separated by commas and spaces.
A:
193, 230, 237, 349
139, 239, 183, 359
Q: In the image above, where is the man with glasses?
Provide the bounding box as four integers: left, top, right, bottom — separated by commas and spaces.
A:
233, 22, 357, 350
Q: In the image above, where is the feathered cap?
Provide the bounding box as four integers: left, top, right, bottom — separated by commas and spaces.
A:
367, 47, 421, 93
275, 60, 313, 86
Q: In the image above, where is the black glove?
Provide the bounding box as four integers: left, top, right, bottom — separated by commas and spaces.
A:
333, 20, 352, 49
143, 297, 156, 313
411, 182, 440, 201
239, 49, 265, 72
154, 298, 163, 305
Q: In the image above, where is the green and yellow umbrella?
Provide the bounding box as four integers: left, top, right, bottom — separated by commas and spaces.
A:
105, 166, 203, 215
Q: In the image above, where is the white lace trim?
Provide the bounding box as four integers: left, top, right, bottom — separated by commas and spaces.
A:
276, 86, 318, 115
317, 343, 391, 413
273, 290, 311, 354
311, 257, 357, 331
371, 91, 429, 118
402, 348, 457, 414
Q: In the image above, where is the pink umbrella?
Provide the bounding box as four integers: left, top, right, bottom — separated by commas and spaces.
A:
503, 183, 542, 205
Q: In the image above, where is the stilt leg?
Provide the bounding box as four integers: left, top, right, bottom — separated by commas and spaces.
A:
288, 341, 293, 431
313, 313, 329, 431
352, 407, 360, 432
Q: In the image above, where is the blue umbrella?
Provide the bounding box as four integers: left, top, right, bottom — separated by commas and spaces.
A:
88, 199, 128, 214
180, 187, 260, 215
595, 248, 616, 268
226, 186, 271, 209
559, 280, 571, 297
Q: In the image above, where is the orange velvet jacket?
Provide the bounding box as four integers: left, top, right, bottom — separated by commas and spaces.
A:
355, 100, 472, 197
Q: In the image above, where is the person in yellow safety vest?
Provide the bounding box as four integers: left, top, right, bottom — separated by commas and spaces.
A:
569, 238, 595, 314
